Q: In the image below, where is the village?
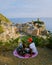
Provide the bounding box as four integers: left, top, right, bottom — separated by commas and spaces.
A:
0, 17, 50, 42
16, 18, 49, 37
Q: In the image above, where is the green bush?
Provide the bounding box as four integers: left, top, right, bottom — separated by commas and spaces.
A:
0, 37, 19, 51
21, 36, 31, 47
46, 36, 52, 49
32, 36, 46, 47
21, 36, 47, 47
0, 35, 52, 51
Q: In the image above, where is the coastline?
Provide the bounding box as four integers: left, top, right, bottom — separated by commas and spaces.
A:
10, 18, 52, 32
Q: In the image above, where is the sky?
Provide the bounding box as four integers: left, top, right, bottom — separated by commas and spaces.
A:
0, 0, 52, 18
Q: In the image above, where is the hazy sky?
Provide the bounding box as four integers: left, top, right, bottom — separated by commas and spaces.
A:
0, 0, 52, 18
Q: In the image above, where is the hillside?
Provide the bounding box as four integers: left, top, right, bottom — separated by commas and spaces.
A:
0, 13, 18, 41
0, 13, 11, 23
0, 13, 12, 34
0, 26, 4, 33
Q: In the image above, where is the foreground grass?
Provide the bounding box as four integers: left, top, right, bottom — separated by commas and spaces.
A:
0, 47, 52, 65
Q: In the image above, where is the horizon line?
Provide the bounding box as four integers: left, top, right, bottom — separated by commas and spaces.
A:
8, 17, 52, 18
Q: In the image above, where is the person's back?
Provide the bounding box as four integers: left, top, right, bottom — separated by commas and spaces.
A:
29, 42, 38, 53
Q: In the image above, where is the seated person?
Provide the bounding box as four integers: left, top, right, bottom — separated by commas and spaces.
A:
16, 38, 38, 57
27, 38, 38, 56
16, 42, 26, 56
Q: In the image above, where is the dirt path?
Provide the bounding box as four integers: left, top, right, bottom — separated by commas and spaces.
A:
0, 47, 52, 65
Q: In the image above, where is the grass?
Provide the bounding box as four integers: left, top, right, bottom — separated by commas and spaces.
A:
0, 13, 11, 23
0, 26, 4, 33
0, 47, 52, 65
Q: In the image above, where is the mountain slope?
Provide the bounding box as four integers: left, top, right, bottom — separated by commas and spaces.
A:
0, 13, 12, 34
0, 13, 11, 23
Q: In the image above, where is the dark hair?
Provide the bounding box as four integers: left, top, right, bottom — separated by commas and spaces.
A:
31, 41, 33, 43
23, 43, 26, 48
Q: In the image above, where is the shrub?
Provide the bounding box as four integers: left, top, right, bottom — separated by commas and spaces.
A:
0, 37, 20, 51
46, 36, 52, 49
32, 36, 46, 47
21, 36, 47, 47
21, 36, 31, 47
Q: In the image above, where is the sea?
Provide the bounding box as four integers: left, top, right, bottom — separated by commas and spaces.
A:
9, 18, 52, 32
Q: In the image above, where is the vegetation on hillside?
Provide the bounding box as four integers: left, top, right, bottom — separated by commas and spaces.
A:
0, 13, 11, 23
46, 34, 52, 49
0, 38, 20, 51
0, 13, 12, 34
19, 35, 52, 49
0, 26, 4, 33
0, 33, 52, 51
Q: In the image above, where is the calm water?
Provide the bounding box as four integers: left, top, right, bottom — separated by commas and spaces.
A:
9, 18, 52, 32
